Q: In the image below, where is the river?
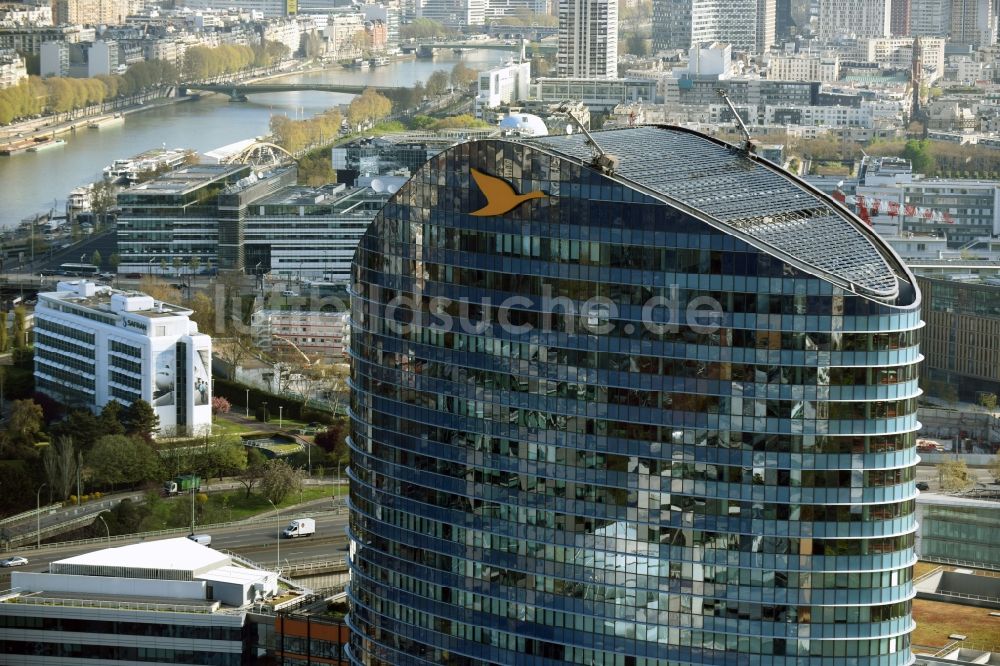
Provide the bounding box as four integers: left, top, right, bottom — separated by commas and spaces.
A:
0, 49, 509, 229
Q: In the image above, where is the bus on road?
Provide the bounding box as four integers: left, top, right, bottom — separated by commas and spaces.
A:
57, 263, 99, 276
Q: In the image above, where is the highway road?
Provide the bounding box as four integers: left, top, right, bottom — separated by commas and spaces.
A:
2, 512, 350, 580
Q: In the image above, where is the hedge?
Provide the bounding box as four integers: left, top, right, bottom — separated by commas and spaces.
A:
212, 377, 335, 425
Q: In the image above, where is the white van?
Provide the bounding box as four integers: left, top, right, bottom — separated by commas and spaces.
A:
281, 518, 316, 538
187, 534, 212, 546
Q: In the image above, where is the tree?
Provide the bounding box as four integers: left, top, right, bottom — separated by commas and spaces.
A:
123, 399, 159, 442
11, 306, 26, 349
90, 180, 117, 230
43, 436, 77, 500
172, 256, 183, 275
8, 399, 43, 449
91, 250, 102, 268
450, 62, 478, 90
50, 409, 103, 454
187, 291, 216, 335
979, 392, 998, 412
137, 276, 182, 303
991, 452, 1000, 483
939, 459, 974, 491
238, 448, 268, 498
260, 458, 302, 504
87, 434, 164, 490
902, 139, 936, 176
109, 253, 121, 272
347, 88, 392, 129
98, 400, 127, 436
212, 396, 231, 415
425, 69, 450, 97
0, 311, 7, 353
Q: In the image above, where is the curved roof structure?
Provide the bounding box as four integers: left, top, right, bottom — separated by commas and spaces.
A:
528, 125, 913, 301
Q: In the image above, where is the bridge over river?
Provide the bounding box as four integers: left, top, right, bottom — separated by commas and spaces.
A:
180, 82, 409, 102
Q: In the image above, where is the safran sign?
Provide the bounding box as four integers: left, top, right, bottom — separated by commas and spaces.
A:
470, 168, 547, 217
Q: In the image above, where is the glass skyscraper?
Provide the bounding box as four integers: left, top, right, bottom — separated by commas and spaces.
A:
347, 126, 922, 665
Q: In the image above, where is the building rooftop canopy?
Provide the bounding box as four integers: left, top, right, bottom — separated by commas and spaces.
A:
528, 126, 913, 301
51, 538, 231, 577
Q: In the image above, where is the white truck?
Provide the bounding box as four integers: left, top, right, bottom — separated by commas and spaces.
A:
281, 518, 316, 538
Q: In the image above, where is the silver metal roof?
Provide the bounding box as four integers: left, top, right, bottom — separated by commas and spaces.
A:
528, 126, 905, 299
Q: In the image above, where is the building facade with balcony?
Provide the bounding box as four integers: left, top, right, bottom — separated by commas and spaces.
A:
347, 126, 923, 665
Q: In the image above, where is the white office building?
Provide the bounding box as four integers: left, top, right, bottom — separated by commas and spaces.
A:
475, 60, 531, 117
0, 538, 281, 664
557, 0, 618, 78
416, 0, 485, 27
34, 281, 213, 437
817, 0, 890, 42
690, 0, 774, 54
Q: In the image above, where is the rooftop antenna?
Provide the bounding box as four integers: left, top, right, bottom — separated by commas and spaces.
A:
717, 89, 754, 154
557, 100, 619, 175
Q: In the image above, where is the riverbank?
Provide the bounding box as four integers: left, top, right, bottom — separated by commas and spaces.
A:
0, 59, 328, 150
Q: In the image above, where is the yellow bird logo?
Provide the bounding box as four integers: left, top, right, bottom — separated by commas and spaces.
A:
469, 168, 547, 217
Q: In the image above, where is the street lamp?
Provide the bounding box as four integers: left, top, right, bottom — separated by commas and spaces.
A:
97, 512, 111, 547
147, 258, 155, 276
245, 388, 250, 418
266, 498, 280, 569
278, 405, 283, 429
36, 482, 47, 550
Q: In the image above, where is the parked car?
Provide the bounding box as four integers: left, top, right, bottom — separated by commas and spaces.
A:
281, 290, 298, 297
0, 556, 28, 567
916, 482, 929, 491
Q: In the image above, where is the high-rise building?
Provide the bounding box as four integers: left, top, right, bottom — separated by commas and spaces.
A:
34, 281, 212, 437
687, 0, 774, 54
774, 0, 794, 40
54, 0, 137, 25
652, 0, 692, 52
347, 126, 922, 665
817, 0, 891, 41
891, 0, 911, 35
557, 0, 618, 78
949, 0, 995, 48
910, 0, 950, 36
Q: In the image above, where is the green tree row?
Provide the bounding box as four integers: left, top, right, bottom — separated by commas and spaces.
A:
0, 59, 179, 125
270, 107, 343, 155
183, 42, 291, 81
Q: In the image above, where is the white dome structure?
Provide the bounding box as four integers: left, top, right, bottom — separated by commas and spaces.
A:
498, 113, 549, 137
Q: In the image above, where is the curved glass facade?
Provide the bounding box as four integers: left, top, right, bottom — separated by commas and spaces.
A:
347, 128, 922, 666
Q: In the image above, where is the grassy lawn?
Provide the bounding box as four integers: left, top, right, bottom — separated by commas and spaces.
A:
912, 598, 1000, 649
148, 484, 346, 530
210, 418, 262, 436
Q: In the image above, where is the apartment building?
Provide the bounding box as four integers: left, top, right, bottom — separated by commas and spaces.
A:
817, 0, 891, 41
557, 0, 618, 78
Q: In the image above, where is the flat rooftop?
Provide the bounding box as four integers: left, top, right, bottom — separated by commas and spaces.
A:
41, 282, 193, 318
127, 164, 245, 196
